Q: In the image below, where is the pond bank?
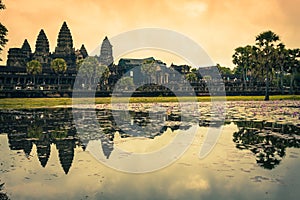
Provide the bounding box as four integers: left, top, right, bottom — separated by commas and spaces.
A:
0, 95, 299, 109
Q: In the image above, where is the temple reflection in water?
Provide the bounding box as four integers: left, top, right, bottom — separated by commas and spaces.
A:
0, 108, 299, 174
0, 107, 192, 173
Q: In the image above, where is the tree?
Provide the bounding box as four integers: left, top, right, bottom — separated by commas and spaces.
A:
26, 60, 42, 84
77, 57, 108, 90
50, 58, 67, 86
185, 70, 198, 83
232, 45, 254, 89
0, 179, 9, 200
0, 0, 8, 61
117, 76, 134, 89
286, 48, 300, 94
216, 64, 233, 79
255, 30, 280, 101
274, 43, 288, 93
141, 59, 156, 84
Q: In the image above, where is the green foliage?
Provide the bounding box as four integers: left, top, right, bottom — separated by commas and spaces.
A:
232, 30, 300, 100
51, 58, 67, 74
27, 125, 43, 139
0, 96, 300, 110
141, 59, 156, 75
78, 57, 105, 78
0, 0, 5, 9
232, 45, 255, 85
78, 57, 109, 89
26, 60, 42, 84
255, 30, 280, 47
51, 129, 68, 139
76, 59, 84, 71
185, 71, 197, 82
118, 76, 134, 88
0, 0, 8, 61
51, 58, 67, 85
141, 59, 157, 83
26, 60, 42, 75
216, 64, 233, 77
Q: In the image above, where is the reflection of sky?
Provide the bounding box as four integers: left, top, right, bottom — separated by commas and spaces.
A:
1, 123, 299, 200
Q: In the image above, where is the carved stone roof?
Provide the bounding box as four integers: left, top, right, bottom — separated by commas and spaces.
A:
56, 21, 73, 49
35, 29, 50, 54
80, 44, 88, 58
21, 39, 31, 53
99, 36, 113, 66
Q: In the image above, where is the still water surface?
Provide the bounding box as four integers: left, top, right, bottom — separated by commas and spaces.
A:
0, 101, 299, 200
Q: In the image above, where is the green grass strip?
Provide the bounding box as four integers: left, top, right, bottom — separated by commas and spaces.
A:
0, 95, 299, 109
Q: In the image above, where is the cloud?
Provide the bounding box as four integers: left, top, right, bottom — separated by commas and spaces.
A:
1, 0, 299, 68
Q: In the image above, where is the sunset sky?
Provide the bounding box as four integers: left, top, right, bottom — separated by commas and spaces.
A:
0, 0, 299, 68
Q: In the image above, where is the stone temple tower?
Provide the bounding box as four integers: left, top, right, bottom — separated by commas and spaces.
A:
52, 21, 76, 69
99, 36, 113, 66
21, 39, 32, 59
6, 39, 32, 67
33, 29, 51, 68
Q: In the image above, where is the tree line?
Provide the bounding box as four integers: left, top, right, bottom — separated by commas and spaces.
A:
163, 30, 300, 101
232, 30, 300, 100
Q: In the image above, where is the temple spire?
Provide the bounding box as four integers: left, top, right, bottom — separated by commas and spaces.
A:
80, 44, 88, 58
34, 29, 50, 54
21, 39, 31, 53
56, 21, 73, 49
53, 21, 76, 68
99, 36, 113, 66
33, 29, 51, 67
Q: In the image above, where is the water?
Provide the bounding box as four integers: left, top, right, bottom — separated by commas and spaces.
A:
0, 101, 299, 199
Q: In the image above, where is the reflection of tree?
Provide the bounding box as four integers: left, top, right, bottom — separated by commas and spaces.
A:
0, 180, 10, 200
95, 108, 187, 138
233, 120, 300, 169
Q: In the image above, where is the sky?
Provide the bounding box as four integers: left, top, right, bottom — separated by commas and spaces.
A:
0, 0, 300, 68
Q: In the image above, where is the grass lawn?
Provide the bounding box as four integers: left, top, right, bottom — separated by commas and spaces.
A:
0, 95, 299, 109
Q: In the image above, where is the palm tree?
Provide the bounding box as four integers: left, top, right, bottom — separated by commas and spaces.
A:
50, 58, 67, 86
26, 60, 42, 84
255, 30, 280, 101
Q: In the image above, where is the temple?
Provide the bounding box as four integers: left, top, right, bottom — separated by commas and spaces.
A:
1, 21, 294, 97
6, 39, 32, 67
6, 21, 86, 70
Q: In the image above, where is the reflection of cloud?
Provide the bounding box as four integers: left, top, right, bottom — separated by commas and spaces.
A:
168, 174, 209, 198
184, 175, 210, 190
168, 174, 210, 193
1, 123, 300, 199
